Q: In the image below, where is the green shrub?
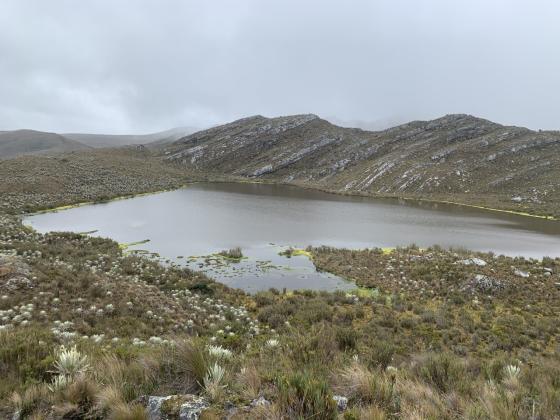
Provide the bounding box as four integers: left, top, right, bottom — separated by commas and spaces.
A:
277, 372, 337, 419
336, 327, 358, 351
364, 341, 395, 370
0, 327, 56, 398
416, 353, 467, 393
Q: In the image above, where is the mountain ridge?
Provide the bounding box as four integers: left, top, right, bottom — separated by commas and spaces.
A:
162, 113, 560, 217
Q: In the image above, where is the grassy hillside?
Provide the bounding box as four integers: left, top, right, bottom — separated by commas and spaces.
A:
0, 148, 201, 214
0, 130, 90, 159
0, 127, 198, 159
64, 127, 197, 148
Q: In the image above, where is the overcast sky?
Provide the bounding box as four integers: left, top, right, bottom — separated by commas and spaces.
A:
1, 0, 559, 134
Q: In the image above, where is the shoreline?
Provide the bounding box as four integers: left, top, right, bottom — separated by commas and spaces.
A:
20, 178, 559, 222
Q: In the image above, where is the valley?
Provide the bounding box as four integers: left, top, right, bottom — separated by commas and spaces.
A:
1, 114, 560, 419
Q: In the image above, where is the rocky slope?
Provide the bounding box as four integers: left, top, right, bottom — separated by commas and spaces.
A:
163, 114, 560, 217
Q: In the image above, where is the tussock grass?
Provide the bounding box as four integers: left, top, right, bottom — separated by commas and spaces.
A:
218, 247, 243, 260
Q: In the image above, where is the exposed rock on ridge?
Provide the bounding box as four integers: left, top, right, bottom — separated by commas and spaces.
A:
163, 113, 560, 216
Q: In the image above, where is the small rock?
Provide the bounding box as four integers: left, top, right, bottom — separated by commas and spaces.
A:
179, 396, 209, 420
333, 395, 348, 411
460, 258, 487, 267
514, 269, 530, 278
147, 396, 173, 420
250, 396, 270, 408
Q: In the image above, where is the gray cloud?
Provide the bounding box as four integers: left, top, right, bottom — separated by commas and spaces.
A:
1, 0, 559, 133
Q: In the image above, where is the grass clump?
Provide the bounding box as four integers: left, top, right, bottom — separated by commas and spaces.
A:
277, 372, 337, 419
218, 247, 243, 261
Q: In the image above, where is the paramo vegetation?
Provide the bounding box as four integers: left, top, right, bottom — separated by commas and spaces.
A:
1, 164, 560, 418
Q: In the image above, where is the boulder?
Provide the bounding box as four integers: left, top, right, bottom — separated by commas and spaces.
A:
464, 274, 505, 294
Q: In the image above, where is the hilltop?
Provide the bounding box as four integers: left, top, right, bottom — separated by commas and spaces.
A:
0, 127, 197, 159
0, 130, 90, 159
64, 126, 198, 149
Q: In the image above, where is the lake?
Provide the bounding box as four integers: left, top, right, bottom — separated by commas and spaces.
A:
24, 182, 560, 292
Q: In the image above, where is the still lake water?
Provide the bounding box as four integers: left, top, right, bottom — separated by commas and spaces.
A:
24, 183, 560, 292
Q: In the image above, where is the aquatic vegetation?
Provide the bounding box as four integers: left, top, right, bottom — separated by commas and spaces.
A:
118, 239, 151, 250
279, 247, 312, 258
217, 247, 244, 261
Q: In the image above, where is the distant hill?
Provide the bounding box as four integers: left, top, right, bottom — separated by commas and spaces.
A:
162, 113, 560, 217
0, 126, 198, 159
64, 126, 198, 148
0, 129, 90, 159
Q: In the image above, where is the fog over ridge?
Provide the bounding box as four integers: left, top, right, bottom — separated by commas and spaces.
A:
1, 0, 559, 134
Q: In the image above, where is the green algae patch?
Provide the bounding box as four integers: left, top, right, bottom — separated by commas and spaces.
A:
352, 287, 379, 298
398, 196, 558, 221
215, 254, 247, 263
27, 183, 193, 216
279, 248, 313, 259
77, 230, 99, 235
118, 239, 151, 250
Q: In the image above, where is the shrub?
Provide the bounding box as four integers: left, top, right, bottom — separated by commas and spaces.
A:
160, 341, 208, 393
336, 327, 358, 351
0, 327, 55, 397
10, 384, 51, 419
335, 363, 397, 411
415, 353, 467, 393
364, 341, 395, 370
277, 372, 337, 419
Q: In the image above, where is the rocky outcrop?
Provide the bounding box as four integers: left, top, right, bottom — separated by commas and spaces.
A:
145, 395, 209, 420
463, 274, 505, 294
